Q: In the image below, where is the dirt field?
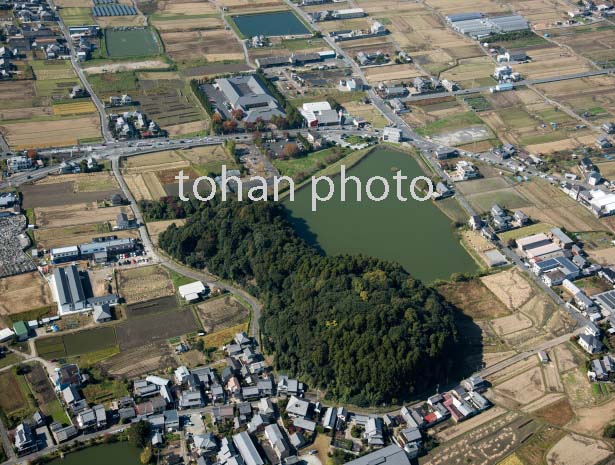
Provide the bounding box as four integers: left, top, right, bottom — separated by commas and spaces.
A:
0, 115, 101, 149
491, 313, 534, 336
34, 172, 119, 192
542, 362, 564, 393
481, 269, 534, 310
546, 434, 612, 465
148, 219, 186, 245
98, 341, 177, 378
35, 204, 130, 228
124, 174, 154, 201
531, 397, 572, 427
118, 265, 175, 304
196, 296, 249, 333
587, 247, 615, 267
567, 397, 615, 436
437, 279, 510, 320
84, 60, 170, 75
0, 272, 54, 316
115, 307, 199, 350
494, 366, 546, 406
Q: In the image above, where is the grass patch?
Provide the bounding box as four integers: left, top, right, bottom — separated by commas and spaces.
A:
273, 147, 351, 180
105, 28, 162, 58
167, 268, 196, 290
7, 305, 55, 325
203, 322, 248, 349
59, 7, 94, 26
498, 223, 554, 242
0, 352, 20, 370
36, 327, 118, 360
415, 111, 483, 136
88, 72, 138, 94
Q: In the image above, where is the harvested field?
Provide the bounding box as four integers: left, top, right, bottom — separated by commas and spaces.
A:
52, 101, 97, 116
35, 225, 138, 250
35, 204, 129, 228
546, 434, 611, 465
160, 28, 244, 63
118, 265, 175, 304
437, 279, 510, 320
116, 307, 199, 350
428, 413, 540, 465
143, 172, 167, 199
203, 322, 248, 349
196, 296, 249, 333
456, 177, 510, 196
124, 174, 154, 201
34, 172, 119, 192
494, 366, 545, 406
466, 188, 531, 214
515, 179, 606, 233
481, 269, 533, 310
0, 272, 54, 316
568, 397, 615, 436
0, 115, 101, 150
554, 344, 586, 372
434, 406, 508, 443
533, 397, 573, 427
148, 218, 186, 245
166, 120, 208, 136
21, 181, 122, 209
587, 247, 615, 267
542, 362, 563, 393
98, 341, 177, 378
363, 64, 422, 84
562, 367, 597, 408
0, 371, 28, 418
491, 313, 534, 336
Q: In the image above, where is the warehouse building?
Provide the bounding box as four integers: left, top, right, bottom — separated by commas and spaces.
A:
447, 13, 529, 38
52, 265, 87, 314
214, 74, 285, 123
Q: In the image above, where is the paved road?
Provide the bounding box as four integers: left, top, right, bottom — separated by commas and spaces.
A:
49, 0, 113, 143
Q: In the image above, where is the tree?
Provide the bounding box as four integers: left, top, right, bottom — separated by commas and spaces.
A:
212, 112, 223, 125
194, 339, 205, 352
231, 108, 244, 120
140, 446, 153, 464
281, 143, 300, 159
157, 198, 459, 405
128, 421, 151, 449
605, 423, 615, 438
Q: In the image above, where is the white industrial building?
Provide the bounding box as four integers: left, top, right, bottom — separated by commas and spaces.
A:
588, 189, 615, 216
300, 101, 341, 127
178, 281, 208, 303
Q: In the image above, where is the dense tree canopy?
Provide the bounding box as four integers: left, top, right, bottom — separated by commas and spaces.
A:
159, 198, 458, 406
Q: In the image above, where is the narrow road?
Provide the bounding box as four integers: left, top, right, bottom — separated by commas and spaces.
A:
479, 328, 583, 378
110, 155, 263, 341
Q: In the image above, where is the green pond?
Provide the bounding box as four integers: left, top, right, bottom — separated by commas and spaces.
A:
231, 11, 310, 38
285, 148, 477, 283
47, 442, 141, 465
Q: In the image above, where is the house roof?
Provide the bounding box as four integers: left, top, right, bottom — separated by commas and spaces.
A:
344, 446, 411, 465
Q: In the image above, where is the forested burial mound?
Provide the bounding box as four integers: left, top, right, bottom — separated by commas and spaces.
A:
159, 197, 458, 406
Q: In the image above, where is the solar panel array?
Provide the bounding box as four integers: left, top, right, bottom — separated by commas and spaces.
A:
92, 3, 137, 16
92, 0, 116, 5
